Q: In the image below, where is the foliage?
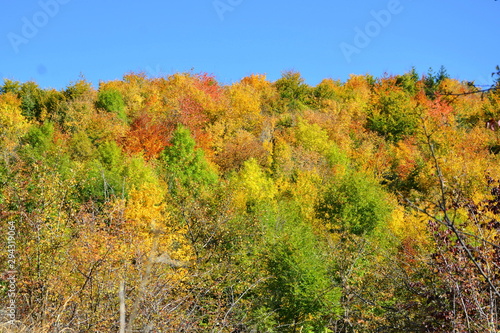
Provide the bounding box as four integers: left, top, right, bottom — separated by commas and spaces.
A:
424, 65, 450, 98
0, 92, 29, 150
162, 124, 217, 193
317, 171, 393, 235
2, 70, 500, 332
395, 67, 419, 95
366, 78, 420, 142
274, 71, 312, 112
96, 88, 127, 121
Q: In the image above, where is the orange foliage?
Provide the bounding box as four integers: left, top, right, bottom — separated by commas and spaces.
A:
121, 112, 174, 160
426, 97, 454, 124
214, 130, 269, 172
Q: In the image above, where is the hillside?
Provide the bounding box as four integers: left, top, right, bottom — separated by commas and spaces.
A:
1, 69, 500, 332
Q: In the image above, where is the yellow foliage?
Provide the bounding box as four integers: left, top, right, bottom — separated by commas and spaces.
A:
225, 82, 263, 133
337, 74, 371, 119
272, 137, 294, 178
240, 74, 275, 99
295, 117, 330, 154
240, 74, 278, 113
126, 184, 193, 264
206, 120, 227, 153
0, 92, 29, 149
289, 171, 322, 221
388, 205, 430, 248
126, 184, 167, 231
84, 111, 128, 145
232, 158, 277, 210
392, 138, 420, 179
240, 74, 270, 91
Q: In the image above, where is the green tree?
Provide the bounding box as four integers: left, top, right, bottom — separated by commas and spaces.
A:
317, 171, 392, 235
257, 203, 341, 332
395, 67, 420, 95
274, 71, 312, 112
76, 141, 126, 203
162, 124, 217, 193
96, 88, 127, 121
366, 81, 419, 142
424, 65, 449, 98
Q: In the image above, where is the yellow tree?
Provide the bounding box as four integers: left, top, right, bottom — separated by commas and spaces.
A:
223, 82, 263, 134
0, 93, 29, 151
232, 158, 277, 212
122, 183, 193, 331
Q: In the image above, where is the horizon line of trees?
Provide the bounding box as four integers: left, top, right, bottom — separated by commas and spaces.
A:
1, 66, 500, 332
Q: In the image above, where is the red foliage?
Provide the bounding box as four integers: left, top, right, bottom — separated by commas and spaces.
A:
121, 112, 174, 160
177, 73, 225, 155
427, 97, 453, 123
193, 73, 224, 102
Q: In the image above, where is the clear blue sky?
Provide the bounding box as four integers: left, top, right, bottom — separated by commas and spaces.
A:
1, 0, 499, 89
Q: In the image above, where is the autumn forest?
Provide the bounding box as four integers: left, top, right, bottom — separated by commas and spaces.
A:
1, 67, 500, 332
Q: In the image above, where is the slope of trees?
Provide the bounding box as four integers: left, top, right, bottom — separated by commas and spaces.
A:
1, 69, 500, 332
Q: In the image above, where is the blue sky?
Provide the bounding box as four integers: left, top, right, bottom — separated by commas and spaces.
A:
1, 0, 499, 89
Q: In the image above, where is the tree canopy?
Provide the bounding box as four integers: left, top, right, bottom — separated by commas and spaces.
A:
1, 69, 500, 332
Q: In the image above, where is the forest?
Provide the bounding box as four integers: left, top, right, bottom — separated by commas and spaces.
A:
1, 67, 500, 332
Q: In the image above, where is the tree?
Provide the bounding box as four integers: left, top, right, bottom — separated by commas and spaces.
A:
274, 71, 312, 112
96, 88, 127, 121
255, 202, 341, 332
424, 65, 450, 98
162, 124, 217, 193
366, 78, 420, 142
404, 124, 500, 331
317, 171, 392, 235
0, 92, 29, 150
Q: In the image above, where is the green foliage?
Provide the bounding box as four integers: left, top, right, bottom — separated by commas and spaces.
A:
98, 140, 122, 168
366, 85, 419, 142
1, 80, 68, 123
259, 203, 341, 332
76, 141, 126, 202
162, 124, 217, 192
424, 65, 449, 98
0, 80, 46, 120
69, 131, 95, 160
22, 122, 55, 154
124, 155, 158, 188
395, 67, 419, 95
19, 81, 46, 120
274, 71, 312, 111
96, 88, 127, 120
317, 172, 392, 235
